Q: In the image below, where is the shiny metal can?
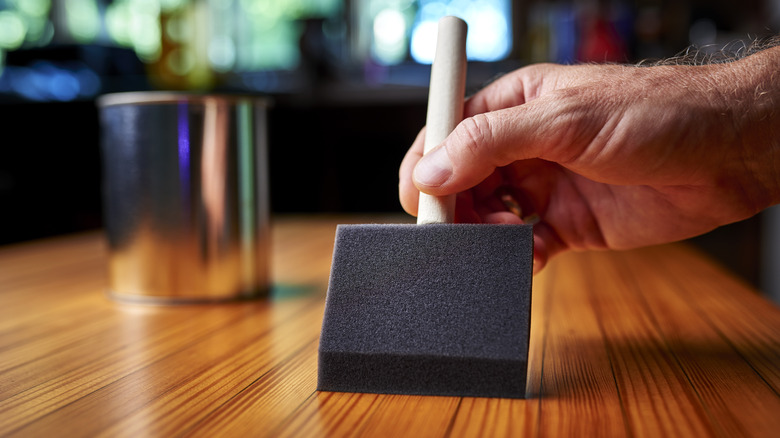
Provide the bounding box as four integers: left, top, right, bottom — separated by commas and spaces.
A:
97, 92, 271, 303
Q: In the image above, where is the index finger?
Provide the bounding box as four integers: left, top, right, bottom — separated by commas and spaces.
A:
464, 64, 552, 118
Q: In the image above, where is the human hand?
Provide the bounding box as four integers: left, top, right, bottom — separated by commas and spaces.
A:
399, 47, 780, 272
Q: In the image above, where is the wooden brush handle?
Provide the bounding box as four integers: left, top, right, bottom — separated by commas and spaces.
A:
417, 16, 467, 225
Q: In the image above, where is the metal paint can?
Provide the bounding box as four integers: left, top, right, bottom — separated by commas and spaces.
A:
97, 92, 271, 303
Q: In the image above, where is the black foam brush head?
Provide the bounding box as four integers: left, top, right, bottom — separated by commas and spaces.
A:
317, 223, 534, 399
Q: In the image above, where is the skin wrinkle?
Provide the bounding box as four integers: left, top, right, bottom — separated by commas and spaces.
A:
487, 111, 525, 168
556, 171, 608, 250
587, 182, 638, 247
505, 73, 531, 108
583, 72, 648, 171
598, 182, 632, 247
551, 66, 665, 169
400, 43, 780, 271
644, 46, 779, 204
453, 114, 497, 170
726, 51, 780, 212
657, 184, 726, 231
466, 74, 525, 115
622, 68, 723, 184
632, 186, 712, 246
587, 183, 698, 249
465, 90, 492, 115
575, 109, 625, 178
533, 90, 596, 166
520, 68, 546, 102
621, 68, 728, 185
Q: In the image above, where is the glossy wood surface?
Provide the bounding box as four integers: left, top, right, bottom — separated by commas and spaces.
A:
1, 215, 779, 437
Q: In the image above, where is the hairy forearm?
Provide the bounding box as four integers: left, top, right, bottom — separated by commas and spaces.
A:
643, 35, 780, 66
721, 45, 780, 209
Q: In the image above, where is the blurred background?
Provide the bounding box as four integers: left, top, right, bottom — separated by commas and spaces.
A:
1, 0, 779, 301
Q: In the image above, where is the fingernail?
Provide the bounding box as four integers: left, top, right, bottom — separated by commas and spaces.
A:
414, 147, 452, 187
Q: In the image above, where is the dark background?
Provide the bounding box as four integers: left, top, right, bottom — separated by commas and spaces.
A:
0, 0, 777, 294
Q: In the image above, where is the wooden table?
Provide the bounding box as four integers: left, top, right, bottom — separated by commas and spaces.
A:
1, 215, 779, 437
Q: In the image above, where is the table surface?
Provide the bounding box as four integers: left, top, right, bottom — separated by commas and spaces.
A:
1, 215, 779, 437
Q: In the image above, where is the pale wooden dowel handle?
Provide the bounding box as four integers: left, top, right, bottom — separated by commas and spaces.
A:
417, 16, 467, 225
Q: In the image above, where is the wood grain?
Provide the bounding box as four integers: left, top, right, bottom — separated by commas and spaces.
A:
534, 254, 628, 438
1, 215, 778, 437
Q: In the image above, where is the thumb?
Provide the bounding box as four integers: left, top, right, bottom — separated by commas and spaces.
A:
412, 107, 551, 195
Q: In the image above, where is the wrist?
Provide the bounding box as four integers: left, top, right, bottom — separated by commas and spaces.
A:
708, 46, 780, 210
734, 46, 780, 208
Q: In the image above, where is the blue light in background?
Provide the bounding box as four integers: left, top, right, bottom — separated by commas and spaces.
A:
46, 67, 81, 101
0, 61, 101, 101
178, 101, 191, 215
410, 0, 511, 64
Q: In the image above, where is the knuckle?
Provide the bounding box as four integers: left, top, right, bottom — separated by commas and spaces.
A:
454, 114, 494, 159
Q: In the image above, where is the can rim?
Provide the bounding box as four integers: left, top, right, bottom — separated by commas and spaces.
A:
96, 91, 272, 108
